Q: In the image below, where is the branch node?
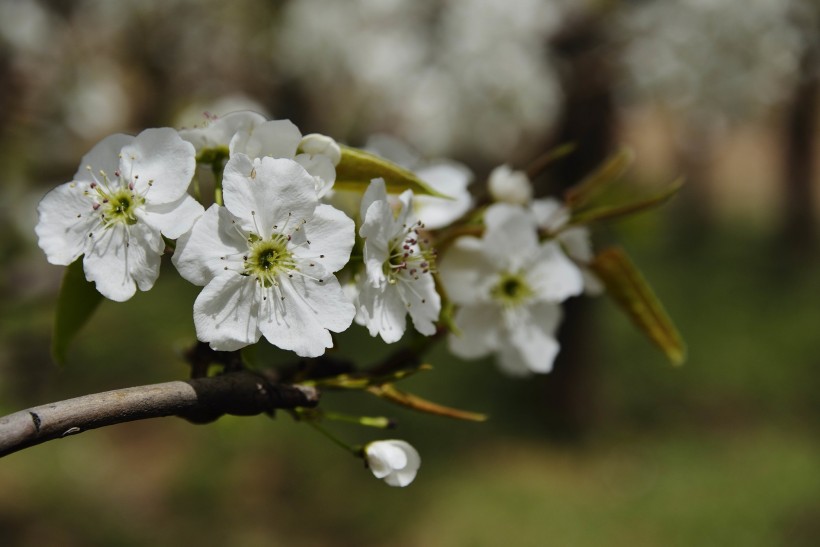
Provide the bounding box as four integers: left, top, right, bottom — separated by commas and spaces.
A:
29, 412, 41, 434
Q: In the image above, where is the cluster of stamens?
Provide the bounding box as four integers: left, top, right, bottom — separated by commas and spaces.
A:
386, 220, 437, 284
218, 211, 327, 303
77, 160, 153, 241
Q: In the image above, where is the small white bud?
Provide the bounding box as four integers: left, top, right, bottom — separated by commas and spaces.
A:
300, 133, 342, 166
488, 164, 532, 205
364, 439, 421, 487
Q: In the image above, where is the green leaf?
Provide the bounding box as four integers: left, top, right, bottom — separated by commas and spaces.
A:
335, 145, 452, 198
52, 259, 103, 364
565, 148, 635, 209
570, 177, 684, 224
591, 247, 686, 365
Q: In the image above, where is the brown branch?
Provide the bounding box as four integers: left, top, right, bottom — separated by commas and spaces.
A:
0, 370, 319, 458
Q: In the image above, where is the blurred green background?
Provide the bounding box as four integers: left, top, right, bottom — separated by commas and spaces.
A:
1, 1, 819, 545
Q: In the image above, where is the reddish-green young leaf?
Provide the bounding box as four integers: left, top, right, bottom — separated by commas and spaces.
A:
334, 145, 451, 198
565, 148, 635, 208
52, 259, 102, 364
570, 177, 684, 224
368, 383, 488, 422
591, 247, 686, 365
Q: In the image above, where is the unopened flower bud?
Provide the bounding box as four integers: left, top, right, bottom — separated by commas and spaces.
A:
364, 439, 420, 487
300, 133, 341, 166
488, 164, 532, 205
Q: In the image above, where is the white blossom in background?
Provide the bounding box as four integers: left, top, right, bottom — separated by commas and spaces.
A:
36, 128, 201, 302
365, 134, 474, 229
180, 111, 339, 198
173, 155, 355, 356
439, 203, 584, 375
618, 0, 812, 123
364, 439, 421, 487
356, 179, 441, 343
276, 0, 566, 160
487, 164, 533, 205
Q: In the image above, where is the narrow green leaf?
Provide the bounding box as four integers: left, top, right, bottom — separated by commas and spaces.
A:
565, 148, 635, 208
335, 145, 452, 198
591, 247, 686, 365
52, 259, 103, 364
571, 177, 684, 224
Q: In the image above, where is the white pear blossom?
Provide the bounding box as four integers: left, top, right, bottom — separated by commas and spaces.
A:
439, 203, 584, 375
173, 154, 355, 356
36, 128, 201, 302
356, 179, 441, 343
364, 439, 421, 487
488, 164, 533, 205
365, 134, 474, 229
180, 111, 339, 198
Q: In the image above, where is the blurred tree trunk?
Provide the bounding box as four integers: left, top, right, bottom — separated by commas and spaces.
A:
536, 12, 616, 438
780, 33, 819, 256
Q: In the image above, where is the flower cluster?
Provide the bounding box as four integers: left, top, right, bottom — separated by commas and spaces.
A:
35, 111, 610, 486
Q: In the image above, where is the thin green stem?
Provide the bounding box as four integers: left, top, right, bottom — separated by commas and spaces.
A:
306, 418, 359, 456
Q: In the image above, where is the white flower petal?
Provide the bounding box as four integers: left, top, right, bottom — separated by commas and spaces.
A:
173, 204, 248, 286
438, 236, 495, 304
357, 280, 407, 343
293, 204, 354, 273
194, 273, 261, 351
180, 111, 267, 152
413, 161, 473, 229
119, 128, 196, 204
257, 277, 352, 357
72, 133, 133, 183
299, 133, 341, 166
83, 222, 163, 302
223, 155, 317, 237
138, 194, 204, 239
35, 182, 98, 265
398, 273, 440, 336
295, 153, 336, 197
448, 303, 500, 359
558, 226, 594, 263
526, 241, 584, 302
230, 118, 301, 159
531, 198, 570, 232
498, 303, 562, 375
482, 203, 539, 270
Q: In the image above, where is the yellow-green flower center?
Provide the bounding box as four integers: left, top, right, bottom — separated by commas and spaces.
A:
491, 272, 533, 307
99, 187, 144, 226
244, 235, 295, 288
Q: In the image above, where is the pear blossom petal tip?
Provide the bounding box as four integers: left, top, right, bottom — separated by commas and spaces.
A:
364, 440, 421, 487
